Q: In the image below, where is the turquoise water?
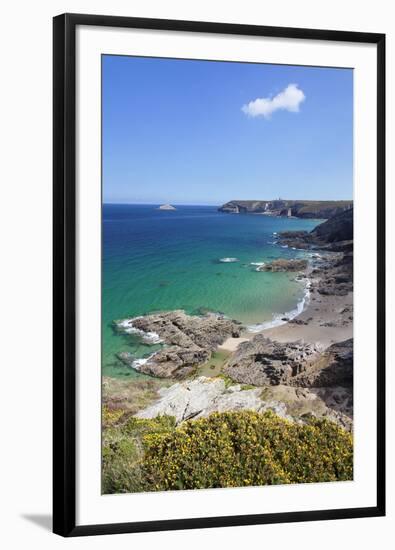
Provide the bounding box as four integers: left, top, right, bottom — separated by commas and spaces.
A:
102, 204, 321, 378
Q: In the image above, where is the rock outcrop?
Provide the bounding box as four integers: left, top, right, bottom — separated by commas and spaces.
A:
257, 258, 308, 272
308, 248, 353, 296
224, 335, 320, 386
224, 335, 353, 390
276, 209, 354, 296
293, 339, 353, 387
277, 208, 353, 248
311, 207, 353, 243
259, 385, 353, 431
135, 376, 352, 431
135, 377, 291, 423
116, 310, 242, 379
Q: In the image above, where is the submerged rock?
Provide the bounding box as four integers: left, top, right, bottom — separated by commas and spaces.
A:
117, 310, 242, 379
257, 258, 308, 272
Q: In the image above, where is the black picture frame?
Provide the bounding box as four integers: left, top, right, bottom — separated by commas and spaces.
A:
53, 12, 386, 537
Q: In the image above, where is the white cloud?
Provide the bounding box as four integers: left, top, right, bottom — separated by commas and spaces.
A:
242, 84, 306, 119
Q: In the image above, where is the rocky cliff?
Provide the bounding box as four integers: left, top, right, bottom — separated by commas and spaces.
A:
311, 207, 353, 242
278, 207, 353, 247
218, 199, 352, 219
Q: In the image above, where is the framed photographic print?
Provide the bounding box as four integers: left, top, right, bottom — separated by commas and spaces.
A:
53, 13, 386, 537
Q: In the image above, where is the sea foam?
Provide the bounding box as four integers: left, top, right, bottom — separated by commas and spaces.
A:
219, 257, 239, 263
247, 278, 311, 332
130, 353, 157, 371
250, 261, 266, 272
116, 318, 163, 344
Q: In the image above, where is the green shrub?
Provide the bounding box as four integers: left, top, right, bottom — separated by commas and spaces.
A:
102, 415, 176, 494
102, 410, 353, 494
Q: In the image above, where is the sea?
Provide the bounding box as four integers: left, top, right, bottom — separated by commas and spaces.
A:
102, 204, 322, 378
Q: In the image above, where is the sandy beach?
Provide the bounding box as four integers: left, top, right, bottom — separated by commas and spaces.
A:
262, 291, 353, 347
219, 291, 353, 352
219, 258, 353, 353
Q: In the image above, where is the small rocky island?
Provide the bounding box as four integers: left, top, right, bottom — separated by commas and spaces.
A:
158, 203, 176, 210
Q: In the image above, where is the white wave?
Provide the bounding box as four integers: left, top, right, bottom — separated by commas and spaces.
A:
130, 353, 157, 371
273, 232, 278, 235
116, 318, 163, 344
247, 278, 311, 333
250, 261, 266, 272
281, 244, 288, 248
219, 257, 239, 263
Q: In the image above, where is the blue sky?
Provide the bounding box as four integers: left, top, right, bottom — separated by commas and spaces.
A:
102, 55, 353, 205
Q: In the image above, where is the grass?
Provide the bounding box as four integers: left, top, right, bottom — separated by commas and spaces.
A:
102, 375, 169, 420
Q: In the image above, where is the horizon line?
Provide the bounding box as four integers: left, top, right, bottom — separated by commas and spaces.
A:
103, 199, 353, 206
103, 201, 220, 206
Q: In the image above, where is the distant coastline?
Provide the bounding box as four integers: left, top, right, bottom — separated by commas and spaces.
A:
218, 199, 353, 219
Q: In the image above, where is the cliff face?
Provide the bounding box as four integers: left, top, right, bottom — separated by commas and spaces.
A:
311, 207, 353, 242
277, 208, 353, 248
218, 199, 353, 219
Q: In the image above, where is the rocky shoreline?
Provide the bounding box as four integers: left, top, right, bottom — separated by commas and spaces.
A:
116, 310, 242, 379
106, 209, 354, 433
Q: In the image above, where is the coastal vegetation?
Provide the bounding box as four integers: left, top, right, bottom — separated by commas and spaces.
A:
102, 376, 168, 417
102, 410, 353, 493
